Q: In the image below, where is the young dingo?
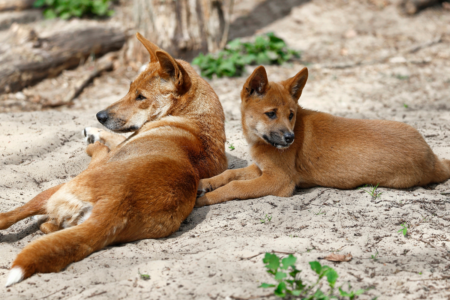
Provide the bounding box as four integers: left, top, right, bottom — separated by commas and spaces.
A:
0, 33, 227, 286
196, 66, 450, 206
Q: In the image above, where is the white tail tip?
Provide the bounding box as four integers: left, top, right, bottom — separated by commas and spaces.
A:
5, 267, 24, 287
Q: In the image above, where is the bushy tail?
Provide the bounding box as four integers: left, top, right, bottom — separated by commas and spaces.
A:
6, 205, 125, 287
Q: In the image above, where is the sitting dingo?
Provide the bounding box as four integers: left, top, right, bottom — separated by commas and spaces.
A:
196, 66, 450, 206
0, 33, 227, 286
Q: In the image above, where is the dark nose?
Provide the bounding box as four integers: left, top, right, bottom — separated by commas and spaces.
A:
283, 132, 295, 144
96, 110, 108, 124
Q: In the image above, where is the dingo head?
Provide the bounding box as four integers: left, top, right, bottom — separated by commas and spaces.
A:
96, 33, 192, 132
241, 66, 308, 149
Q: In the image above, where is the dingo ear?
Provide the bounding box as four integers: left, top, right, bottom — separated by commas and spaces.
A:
136, 32, 159, 62
244, 66, 268, 97
156, 50, 191, 94
283, 67, 308, 101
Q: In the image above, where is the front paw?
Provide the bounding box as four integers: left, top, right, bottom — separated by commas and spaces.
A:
83, 127, 103, 144
197, 179, 214, 198
195, 194, 211, 207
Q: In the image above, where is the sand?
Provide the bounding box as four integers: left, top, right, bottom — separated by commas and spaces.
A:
1, 0, 450, 299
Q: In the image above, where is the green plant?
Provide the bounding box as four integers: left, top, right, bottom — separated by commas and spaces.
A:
394, 74, 409, 80
229, 143, 235, 151
403, 104, 409, 108
359, 183, 382, 199
370, 251, 379, 261
312, 208, 325, 216
138, 269, 150, 280
398, 223, 408, 236
260, 214, 272, 224
34, 0, 114, 19
192, 32, 300, 79
259, 253, 371, 299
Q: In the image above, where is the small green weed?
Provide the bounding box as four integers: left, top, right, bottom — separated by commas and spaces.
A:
398, 223, 408, 236
370, 250, 379, 261
394, 74, 409, 80
260, 214, 272, 224
312, 208, 325, 216
138, 269, 150, 280
228, 143, 235, 151
192, 32, 300, 79
403, 104, 409, 108
359, 183, 382, 199
260, 253, 371, 299
34, 0, 114, 19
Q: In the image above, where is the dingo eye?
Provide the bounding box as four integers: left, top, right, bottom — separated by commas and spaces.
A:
289, 112, 294, 120
136, 94, 146, 101
265, 111, 276, 119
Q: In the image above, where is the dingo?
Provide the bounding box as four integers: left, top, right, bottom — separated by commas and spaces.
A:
1, 33, 227, 286
196, 66, 450, 206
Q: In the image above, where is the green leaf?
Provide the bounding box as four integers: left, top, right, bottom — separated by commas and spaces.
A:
281, 254, 297, 270
274, 271, 287, 281
259, 282, 276, 288
274, 282, 286, 297
326, 268, 339, 288
34, 0, 46, 7
291, 290, 302, 296
43, 8, 57, 19
263, 253, 280, 272
217, 60, 236, 77
59, 11, 71, 19
226, 39, 242, 51
338, 287, 351, 297
355, 288, 368, 295
309, 261, 322, 275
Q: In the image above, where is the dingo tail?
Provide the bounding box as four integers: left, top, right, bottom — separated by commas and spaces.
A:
5, 202, 125, 287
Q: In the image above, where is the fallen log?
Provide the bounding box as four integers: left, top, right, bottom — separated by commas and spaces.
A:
0, 24, 126, 94
0, 0, 35, 12
399, 0, 446, 14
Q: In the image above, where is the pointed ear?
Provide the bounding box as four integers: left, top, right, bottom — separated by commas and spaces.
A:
136, 32, 159, 62
156, 50, 191, 94
244, 66, 269, 97
282, 67, 308, 101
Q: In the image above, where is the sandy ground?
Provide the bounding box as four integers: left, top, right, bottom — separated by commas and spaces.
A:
1, 0, 450, 299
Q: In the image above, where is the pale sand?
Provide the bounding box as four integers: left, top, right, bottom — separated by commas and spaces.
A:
1, 0, 450, 299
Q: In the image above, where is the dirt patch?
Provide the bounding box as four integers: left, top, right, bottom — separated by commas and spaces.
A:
1, 0, 450, 299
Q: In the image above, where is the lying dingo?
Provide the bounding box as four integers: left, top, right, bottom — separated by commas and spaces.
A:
0, 33, 227, 286
196, 66, 450, 206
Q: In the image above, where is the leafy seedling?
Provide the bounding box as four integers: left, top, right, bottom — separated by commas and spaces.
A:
403, 104, 409, 108
260, 253, 372, 299
370, 250, 379, 261
138, 269, 150, 280
260, 214, 272, 224
228, 143, 235, 151
34, 0, 114, 19
192, 32, 300, 79
339, 283, 371, 300
313, 208, 325, 216
359, 183, 382, 199
395, 74, 409, 80
398, 223, 408, 237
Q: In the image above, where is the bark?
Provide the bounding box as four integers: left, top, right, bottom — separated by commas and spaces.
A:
0, 25, 126, 94
399, 0, 445, 14
130, 0, 233, 63
0, 0, 35, 12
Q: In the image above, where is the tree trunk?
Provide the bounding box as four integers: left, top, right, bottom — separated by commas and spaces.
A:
0, 24, 126, 94
0, 0, 35, 12
130, 0, 233, 63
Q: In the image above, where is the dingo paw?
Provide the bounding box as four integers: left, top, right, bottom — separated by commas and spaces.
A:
83, 127, 103, 144
197, 179, 214, 198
